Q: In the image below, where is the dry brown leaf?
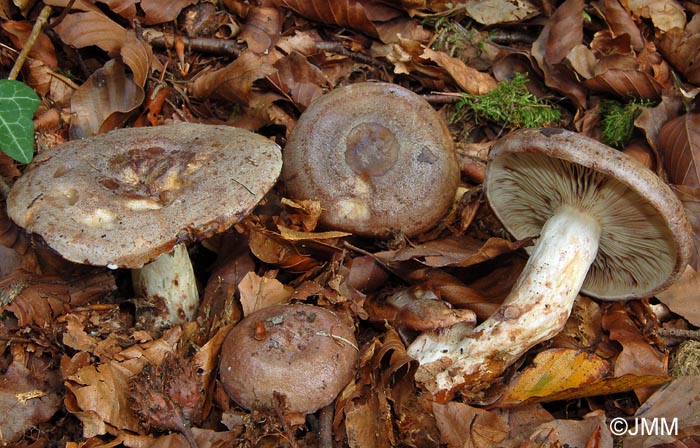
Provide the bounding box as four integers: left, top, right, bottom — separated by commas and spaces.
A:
602, 303, 667, 401
247, 224, 321, 273
420, 47, 498, 95
139, 0, 199, 24
98, 0, 138, 21
0, 361, 62, 445
1, 20, 57, 68
657, 265, 700, 326
659, 113, 700, 187
237, 271, 294, 316
374, 235, 530, 269
276, 0, 398, 39
432, 401, 508, 448
190, 50, 277, 105
463, 0, 539, 25
583, 68, 663, 99
269, 52, 328, 110
2, 270, 115, 327
623, 376, 700, 448
526, 410, 613, 447
69, 59, 145, 138
277, 225, 351, 240
239, 0, 282, 54
597, 0, 645, 50
64, 327, 182, 437
53, 11, 126, 56
624, 0, 686, 33
531, 0, 588, 107
658, 14, 700, 85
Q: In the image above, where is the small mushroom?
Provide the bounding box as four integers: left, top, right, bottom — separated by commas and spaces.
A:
282, 82, 459, 238
7, 123, 282, 327
408, 128, 694, 397
219, 304, 358, 414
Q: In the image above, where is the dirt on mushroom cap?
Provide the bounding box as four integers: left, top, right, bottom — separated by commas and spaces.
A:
6, 123, 283, 269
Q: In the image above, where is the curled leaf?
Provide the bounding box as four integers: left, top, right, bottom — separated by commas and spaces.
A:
659, 113, 700, 187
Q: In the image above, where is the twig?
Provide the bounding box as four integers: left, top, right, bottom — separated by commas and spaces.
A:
8, 5, 53, 80
315, 41, 389, 69
318, 403, 334, 448
655, 327, 700, 339
142, 30, 242, 56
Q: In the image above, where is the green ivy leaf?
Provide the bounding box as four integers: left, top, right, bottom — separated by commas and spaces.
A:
0, 79, 40, 164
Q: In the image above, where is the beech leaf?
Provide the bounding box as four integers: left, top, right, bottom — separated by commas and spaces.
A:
659, 113, 700, 186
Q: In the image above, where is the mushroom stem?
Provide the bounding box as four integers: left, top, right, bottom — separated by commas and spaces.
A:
408, 205, 602, 396
131, 243, 199, 327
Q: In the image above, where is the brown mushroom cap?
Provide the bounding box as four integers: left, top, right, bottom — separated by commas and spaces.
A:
219, 304, 358, 414
485, 128, 693, 300
7, 123, 282, 268
281, 82, 459, 237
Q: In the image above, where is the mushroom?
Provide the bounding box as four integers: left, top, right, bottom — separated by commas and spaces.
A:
281, 82, 459, 238
6, 123, 282, 327
408, 128, 694, 397
219, 303, 358, 414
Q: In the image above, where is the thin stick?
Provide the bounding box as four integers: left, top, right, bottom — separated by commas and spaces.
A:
8, 5, 53, 80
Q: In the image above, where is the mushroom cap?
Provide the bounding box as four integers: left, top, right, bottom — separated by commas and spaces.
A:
219, 304, 358, 414
7, 123, 282, 268
484, 128, 693, 300
281, 82, 459, 237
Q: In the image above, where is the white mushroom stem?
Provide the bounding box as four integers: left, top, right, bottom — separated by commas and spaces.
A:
131, 243, 199, 327
408, 205, 602, 396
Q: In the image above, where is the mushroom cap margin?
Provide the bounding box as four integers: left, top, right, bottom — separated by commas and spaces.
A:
484, 128, 693, 300
7, 123, 283, 268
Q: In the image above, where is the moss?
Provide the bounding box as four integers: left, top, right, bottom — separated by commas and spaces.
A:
599, 99, 652, 148
451, 73, 561, 129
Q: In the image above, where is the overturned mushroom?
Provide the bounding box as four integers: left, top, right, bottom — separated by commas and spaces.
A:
282, 82, 459, 238
408, 128, 693, 398
7, 123, 282, 327
219, 304, 358, 414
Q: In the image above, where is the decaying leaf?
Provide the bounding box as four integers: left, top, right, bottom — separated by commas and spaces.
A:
238, 271, 294, 316
496, 348, 670, 407
432, 401, 508, 447
658, 14, 700, 85
659, 112, 700, 187
657, 265, 700, 326
625, 0, 686, 33
0, 361, 62, 445
68, 60, 145, 138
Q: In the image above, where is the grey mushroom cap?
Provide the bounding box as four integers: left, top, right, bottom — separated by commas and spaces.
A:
484, 128, 693, 300
219, 304, 358, 414
7, 123, 282, 269
281, 82, 459, 238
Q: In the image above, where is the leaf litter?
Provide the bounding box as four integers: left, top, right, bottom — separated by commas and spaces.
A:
1, 0, 700, 446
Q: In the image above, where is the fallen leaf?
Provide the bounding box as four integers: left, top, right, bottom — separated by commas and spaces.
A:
269, 52, 328, 110
139, 0, 198, 25
526, 410, 613, 447
657, 265, 700, 326
463, 0, 539, 25
496, 348, 671, 407
68, 59, 145, 138
432, 401, 508, 448
625, 0, 686, 33
420, 47, 498, 94
1, 20, 57, 68
239, 0, 282, 54
659, 112, 700, 187
0, 361, 62, 444
238, 271, 294, 316
658, 14, 700, 85
189, 50, 277, 105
